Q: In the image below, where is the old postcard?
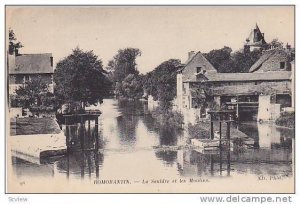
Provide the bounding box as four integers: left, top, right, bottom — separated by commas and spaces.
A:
6, 6, 295, 193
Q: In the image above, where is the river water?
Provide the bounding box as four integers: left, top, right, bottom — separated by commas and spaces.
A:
9, 99, 295, 193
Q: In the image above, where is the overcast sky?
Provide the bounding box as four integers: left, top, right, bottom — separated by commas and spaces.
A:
6, 6, 294, 74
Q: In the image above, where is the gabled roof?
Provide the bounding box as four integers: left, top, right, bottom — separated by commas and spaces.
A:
249, 48, 289, 73
9, 53, 53, 74
182, 51, 217, 82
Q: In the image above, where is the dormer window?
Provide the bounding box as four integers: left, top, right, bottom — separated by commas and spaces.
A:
197, 67, 202, 73
280, 62, 285, 69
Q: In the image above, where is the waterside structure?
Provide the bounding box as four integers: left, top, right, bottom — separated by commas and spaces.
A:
176, 26, 294, 124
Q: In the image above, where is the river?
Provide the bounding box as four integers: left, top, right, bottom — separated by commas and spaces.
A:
9, 99, 295, 193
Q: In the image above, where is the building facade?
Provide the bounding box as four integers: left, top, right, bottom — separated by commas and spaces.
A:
7, 49, 54, 110
176, 46, 294, 121
8, 52, 54, 94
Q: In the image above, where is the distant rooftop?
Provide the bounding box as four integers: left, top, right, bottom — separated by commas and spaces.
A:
249, 47, 292, 73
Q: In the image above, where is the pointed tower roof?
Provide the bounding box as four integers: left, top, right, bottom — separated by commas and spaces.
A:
245, 24, 266, 47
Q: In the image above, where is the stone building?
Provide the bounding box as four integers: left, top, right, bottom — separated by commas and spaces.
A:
176, 46, 294, 121
7, 47, 54, 112
8, 52, 54, 94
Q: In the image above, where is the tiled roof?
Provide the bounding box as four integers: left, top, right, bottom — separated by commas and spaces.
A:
9, 53, 53, 74
210, 81, 291, 96
205, 71, 291, 82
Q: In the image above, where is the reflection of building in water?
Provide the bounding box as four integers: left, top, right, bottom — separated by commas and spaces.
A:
258, 123, 281, 148
177, 150, 231, 177
63, 123, 102, 151
238, 122, 294, 149
177, 146, 292, 178
155, 150, 177, 166
12, 156, 55, 178
177, 122, 294, 177
56, 151, 104, 179
12, 149, 104, 180
177, 150, 199, 176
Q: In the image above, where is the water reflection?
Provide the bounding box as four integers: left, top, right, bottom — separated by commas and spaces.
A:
238, 122, 293, 150
11, 99, 294, 182
56, 151, 104, 179
177, 150, 231, 177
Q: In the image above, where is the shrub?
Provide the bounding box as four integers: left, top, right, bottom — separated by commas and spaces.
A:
275, 111, 295, 128
188, 121, 211, 139
151, 107, 184, 129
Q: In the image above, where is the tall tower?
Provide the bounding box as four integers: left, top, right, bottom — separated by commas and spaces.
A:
244, 24, 267, 53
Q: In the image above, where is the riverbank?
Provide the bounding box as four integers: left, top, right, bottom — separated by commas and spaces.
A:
10, 117, 66, 159
10, 117, 61, 135
151, 106, 184, 129
188, 120, 249, 140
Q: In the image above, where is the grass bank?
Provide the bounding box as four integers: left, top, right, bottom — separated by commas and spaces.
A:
10, 117, 61, 136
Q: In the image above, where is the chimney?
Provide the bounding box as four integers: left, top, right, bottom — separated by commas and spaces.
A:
286, 43, 291, 51
7, 51, 16, 72
188, 51, 195, 60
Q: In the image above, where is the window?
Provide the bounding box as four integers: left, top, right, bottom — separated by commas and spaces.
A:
203, 70, 206, 74
25, 75, 30, 82
280, 62, 285, 69
15, 75, 24, 84
50, 57, 53, 67
196, 67, 202, 73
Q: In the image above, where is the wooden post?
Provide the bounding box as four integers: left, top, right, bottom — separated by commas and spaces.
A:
80, 115, 84, 150
66, 125, 70, 151
95, 151, 99, 178
88, 119, 91, 148
227, 151, 231, 176
236, 95, 239, 120
81, 152, 85, 179
66, 153, 70, 179
219, 119, 222, 148
210, 155, 214, 176
210, 121, 214, 140
95, 117, 99, 150
219, 149, 222, 176
226, 121, 231, 151
87, 152, 92, 178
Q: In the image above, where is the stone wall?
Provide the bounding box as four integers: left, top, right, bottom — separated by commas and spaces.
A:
257, 95, 281, 121
256, 50, 291, 72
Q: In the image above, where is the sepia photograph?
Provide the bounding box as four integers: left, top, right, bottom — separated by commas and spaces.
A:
5, 5, 295, 193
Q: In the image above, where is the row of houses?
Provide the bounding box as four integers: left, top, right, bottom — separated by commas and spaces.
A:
176, 25, 295, 122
